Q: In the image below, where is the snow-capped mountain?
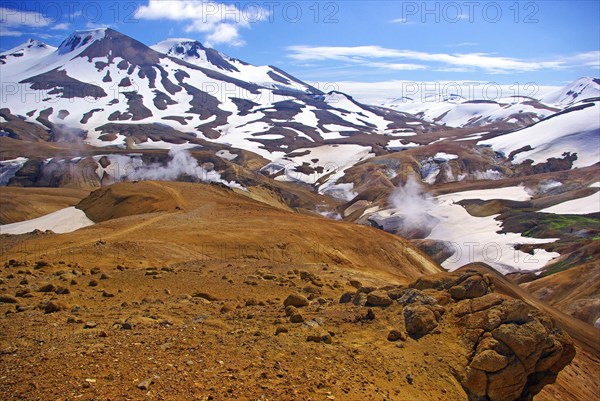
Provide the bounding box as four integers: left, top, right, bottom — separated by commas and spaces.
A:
0, 28, 430, 162
0, 39, 57, 75
151, 38, 316, 94
479, 97, 600, 168
541, 77, 600, 107
382, 96, 559, 129
382, 77, 600, 129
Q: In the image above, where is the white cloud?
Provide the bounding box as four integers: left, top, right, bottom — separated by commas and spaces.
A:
287, 45, 597, 74
0, 26, 23, 37
447, 42, 479, 48
0, 7, 53, 28
51, 23, 71, 31
366, 61, 426, 71
204, 23, 244, 47
135, 0, 270, 47
0, 7, 57, 36
85, 22, 114, 30
389, 18, 415, 24
569, 51, 600, 69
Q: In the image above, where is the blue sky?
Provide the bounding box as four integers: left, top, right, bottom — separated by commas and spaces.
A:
1, 1, 599, 101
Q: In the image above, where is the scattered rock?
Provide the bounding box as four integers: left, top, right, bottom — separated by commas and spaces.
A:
38, 283, 56, 293
89, 280, 99, 287
290, 313, 304, 323
67, 316, 83, 324
0, 294, 19, 304
366, 290, 393, 307
339, 292, 354, 304
44, 301, 69, 314
349, 279, 362, 289
15, 288, 32, 298
351, 292, 367, 306
307, 334, 332, 344
192, 292, 219, 302
275, 327, 288, 335
283, 294, 309, 308
404, 304, 439, 339
84, 321, 97, 329
137, 378, 153, 390
387, 329, 406, 342
358, 286, 376, 294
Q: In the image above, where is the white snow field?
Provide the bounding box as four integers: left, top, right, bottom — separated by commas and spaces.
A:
539, 191, 600, 215
479, 100, 600, 168
425, 186, 559, 273
0, 207, 95, 235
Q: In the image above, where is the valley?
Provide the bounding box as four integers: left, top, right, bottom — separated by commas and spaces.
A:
0, 25, 598, 401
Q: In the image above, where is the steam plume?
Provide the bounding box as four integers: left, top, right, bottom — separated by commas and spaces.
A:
130, 148, 245, 190
387, 175, 438, 238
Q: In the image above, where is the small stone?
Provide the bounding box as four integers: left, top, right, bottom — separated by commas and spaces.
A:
275, 327, 288, 335
0, 294, 19, 304
192, 292, 219, 302
220, 303, 234, 313
349, 279, 362, 289
44, 301, 68, 314
290, 313, 304, 323
283, 294, 309, 308
137, 378, 153, 390
121, 322, 133, 330
406, 374, 414, 385
38, 283, 56, 293
84, 321, 97, 329
366, 290, 393, 307
339, 292, 354, 304
102, 291, 114, 298
100, 273, 110, 280
387, 329, 406, 342
89, 280, 98, 287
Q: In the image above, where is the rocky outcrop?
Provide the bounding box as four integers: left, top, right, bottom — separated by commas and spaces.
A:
453, 292, 575, 401
338, 270, 576, 401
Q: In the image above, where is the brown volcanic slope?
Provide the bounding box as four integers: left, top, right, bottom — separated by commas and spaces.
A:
10, 181, 442, 284
0, 182, 591, 401
0, 187, 91, 224
521, 260, 600, 327
458, 263, 600, 401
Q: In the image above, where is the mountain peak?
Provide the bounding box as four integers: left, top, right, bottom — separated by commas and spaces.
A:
1, 38, 54, 56
58, 28, 108, 55
152, 38, 240, 72
152, 38, 204, 54
542, 76, 600, 106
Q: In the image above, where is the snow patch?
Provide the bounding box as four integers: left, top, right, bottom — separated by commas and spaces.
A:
0, 207, 94, 235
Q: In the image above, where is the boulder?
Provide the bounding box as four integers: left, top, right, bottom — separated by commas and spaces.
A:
366, 290, 392, 307
403, 304, 439, 339
283, 294, 309, 308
